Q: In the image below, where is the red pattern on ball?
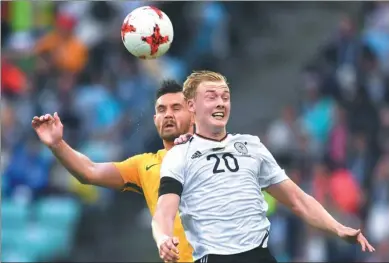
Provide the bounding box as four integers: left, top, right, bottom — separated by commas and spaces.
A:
121, 21, 136, 42
141, 24, 169, 56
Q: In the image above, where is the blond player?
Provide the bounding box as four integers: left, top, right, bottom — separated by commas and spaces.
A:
32, 80, 194, 262
152, 71, 375, 263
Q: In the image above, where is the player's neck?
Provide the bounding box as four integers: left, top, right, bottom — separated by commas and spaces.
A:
163, 140, 175, 151
195, 127, 227, 141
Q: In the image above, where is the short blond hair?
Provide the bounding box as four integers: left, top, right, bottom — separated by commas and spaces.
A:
183, 70, 228, 99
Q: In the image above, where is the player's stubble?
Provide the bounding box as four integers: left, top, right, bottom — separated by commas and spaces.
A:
159, 118, 193, 143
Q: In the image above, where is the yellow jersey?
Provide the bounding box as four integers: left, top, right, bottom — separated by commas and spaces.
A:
114, 149, 193, 262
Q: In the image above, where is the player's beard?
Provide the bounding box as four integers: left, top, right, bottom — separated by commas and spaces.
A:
161, 132, 179, 142
160, 121, 192, 142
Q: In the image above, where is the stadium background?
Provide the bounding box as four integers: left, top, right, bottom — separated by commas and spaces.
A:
1, 1, 389, 262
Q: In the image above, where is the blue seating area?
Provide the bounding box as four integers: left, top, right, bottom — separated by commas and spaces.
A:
1, 196, 82, 262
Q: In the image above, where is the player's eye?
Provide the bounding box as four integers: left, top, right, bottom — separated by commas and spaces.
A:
173, 106, 181, 111
157, 107, 166, 113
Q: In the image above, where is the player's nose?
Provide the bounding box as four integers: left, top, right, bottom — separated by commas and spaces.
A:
216, 103, 225, 110
165, 108, 174, 117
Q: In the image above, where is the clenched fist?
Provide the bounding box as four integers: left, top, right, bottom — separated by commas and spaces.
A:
31, 112, 63, 147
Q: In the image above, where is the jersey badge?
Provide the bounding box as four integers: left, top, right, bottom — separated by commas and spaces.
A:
234, 142, 248, 154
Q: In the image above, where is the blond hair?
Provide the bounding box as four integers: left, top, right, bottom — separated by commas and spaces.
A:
183, 70, 227, 99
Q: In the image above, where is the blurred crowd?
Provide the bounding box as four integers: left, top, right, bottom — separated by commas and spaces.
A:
264, 2, 389, 262
1, 1, 230, 261
1, 1, 231, 201
1, 1, 389, 262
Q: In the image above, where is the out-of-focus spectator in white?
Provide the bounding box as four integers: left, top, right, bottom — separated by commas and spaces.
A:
366, 153, 389, 262
266, 105, 299, 157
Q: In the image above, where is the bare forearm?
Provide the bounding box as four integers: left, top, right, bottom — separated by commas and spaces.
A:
293, 193, 343, 236
49, 139, 95, 184
152, 211, 175, 245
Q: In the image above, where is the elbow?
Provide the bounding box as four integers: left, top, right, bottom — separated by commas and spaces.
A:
78, 177, 90, 185
78, 165, 96, 185
78, 168, 93, 185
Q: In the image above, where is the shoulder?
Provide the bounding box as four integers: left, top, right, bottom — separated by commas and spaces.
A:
165, 143, 190, 160
119, 150, 163, 165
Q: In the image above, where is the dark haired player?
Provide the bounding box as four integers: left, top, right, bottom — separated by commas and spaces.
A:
32, 80, 194, 262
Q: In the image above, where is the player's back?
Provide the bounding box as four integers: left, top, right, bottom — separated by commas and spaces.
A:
114, 149, 193, 262
161, 133, 288, 261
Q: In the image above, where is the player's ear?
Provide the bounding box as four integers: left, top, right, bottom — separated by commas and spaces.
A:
153, 114, 157, 125
187, 99, 195, 113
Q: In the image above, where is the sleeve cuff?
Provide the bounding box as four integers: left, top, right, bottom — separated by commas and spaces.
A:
262, 169, 289, 189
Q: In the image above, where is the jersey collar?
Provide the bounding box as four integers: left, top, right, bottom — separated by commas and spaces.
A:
194, 132, 229, 142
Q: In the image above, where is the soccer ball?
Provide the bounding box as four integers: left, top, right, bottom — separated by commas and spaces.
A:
121, 6, 174, 59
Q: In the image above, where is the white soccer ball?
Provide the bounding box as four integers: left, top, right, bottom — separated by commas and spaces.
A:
121, 6, 174, 59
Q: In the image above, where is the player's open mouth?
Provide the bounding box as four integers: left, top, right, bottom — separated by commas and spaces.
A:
163, 123, 175, 128
212, 112, 224, 120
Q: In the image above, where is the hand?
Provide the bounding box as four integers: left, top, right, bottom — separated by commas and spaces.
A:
337, 226, 375, 252
31, 112, 64, 148
174, 134, 192, 145
158, 236, 180, 262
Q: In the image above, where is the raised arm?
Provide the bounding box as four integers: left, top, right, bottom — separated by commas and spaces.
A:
266, 180, 374, 252
32, 113, 125, 189
255, 139, 375, 253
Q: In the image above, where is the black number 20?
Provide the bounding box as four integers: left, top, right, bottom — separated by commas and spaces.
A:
207, 153, 239, 174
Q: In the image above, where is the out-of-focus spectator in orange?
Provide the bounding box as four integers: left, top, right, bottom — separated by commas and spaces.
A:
34, 13, 88, 74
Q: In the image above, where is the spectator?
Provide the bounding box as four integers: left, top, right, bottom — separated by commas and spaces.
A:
366, 154, 389, 249
363, 2, 389, 74
299, 70, 335, 155
359, 45, 388, 105
34, 13, 88, 74
322, 15, 360, 70
3, 135, 53, 198
266, 105, 299, 158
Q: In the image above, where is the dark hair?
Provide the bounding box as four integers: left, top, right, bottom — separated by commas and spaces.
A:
155, 79, 183, 102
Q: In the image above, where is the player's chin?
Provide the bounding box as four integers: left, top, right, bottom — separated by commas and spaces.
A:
161, 130, 180, 142
209, 117, 228, 128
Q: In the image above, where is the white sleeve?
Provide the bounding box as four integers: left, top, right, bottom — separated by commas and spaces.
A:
255, 137, 289, 188
160, 146, 186, 185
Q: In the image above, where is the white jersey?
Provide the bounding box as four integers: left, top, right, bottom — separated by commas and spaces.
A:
160, 133, 289, 261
